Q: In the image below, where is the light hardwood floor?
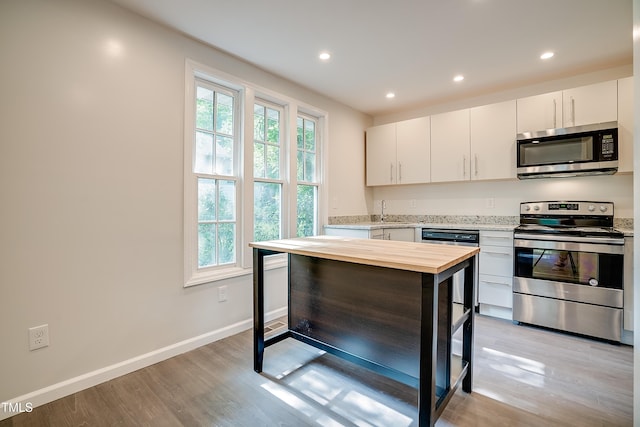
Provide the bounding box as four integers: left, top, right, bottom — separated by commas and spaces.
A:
1, 315, 633, 426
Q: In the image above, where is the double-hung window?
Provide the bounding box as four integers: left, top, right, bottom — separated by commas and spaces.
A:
296, 114, 319, 237
185, 60, 325, 287
253, 101, 284, 242
191, 79, 239, 273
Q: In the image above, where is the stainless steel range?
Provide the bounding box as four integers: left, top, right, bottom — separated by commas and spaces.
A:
513, 201, 625, 342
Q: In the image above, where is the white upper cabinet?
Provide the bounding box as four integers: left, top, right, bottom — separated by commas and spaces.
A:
396, 117, 431, 184
562, 80, 618, 127
617, 76, 633, 173
516, 91, 562, 133
517, 80, 618, 133
366, 117, 430, 186
470, 100, 517, 180
431, 109, 470, 183
366, 123, 396, 186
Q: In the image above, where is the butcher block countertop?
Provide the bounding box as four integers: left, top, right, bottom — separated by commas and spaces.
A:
249, 235, 479, 274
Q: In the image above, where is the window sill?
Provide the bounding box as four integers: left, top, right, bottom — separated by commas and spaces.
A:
184, 254, 288, 288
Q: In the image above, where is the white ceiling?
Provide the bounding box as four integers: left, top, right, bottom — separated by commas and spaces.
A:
107, 0, 633, 116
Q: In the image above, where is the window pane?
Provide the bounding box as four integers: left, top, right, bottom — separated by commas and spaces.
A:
254, 105, 265, 141
304, 120, 315, 151
198, 223, 216, 268
297, 184, 317, 237
254, 142, 265, 178
266, 145, 280, 179
304, 152, 315, 182
297, 150, 304, 181
218, 180, 235, 220
296, 117, 304, 149
196, 86, 214, 131
216, 135, 233, 176
267, 108, 280, 143
217, 223, 235, 264
216, 93, 234, 135
194, 131, 214, 174
198, 178, 216, 221
254, 182, 281, 242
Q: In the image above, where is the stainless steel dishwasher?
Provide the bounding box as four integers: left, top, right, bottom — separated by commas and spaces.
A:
418, 228, 479, 306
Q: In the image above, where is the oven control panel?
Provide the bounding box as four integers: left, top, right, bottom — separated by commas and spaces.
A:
520, 201, 614, 216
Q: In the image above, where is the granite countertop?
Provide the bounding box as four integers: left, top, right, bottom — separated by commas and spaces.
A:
324, 222, 517, 232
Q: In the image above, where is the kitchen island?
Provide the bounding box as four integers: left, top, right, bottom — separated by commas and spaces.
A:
250, 235, 479, 427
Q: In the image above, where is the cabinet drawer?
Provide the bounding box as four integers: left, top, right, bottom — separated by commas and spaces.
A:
479, 245, 514, 276
479, 274, 512, 308
479, 231, 513, 247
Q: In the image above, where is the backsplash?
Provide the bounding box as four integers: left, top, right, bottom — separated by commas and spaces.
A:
329, 215, 633, 230
329, 214, 519, 225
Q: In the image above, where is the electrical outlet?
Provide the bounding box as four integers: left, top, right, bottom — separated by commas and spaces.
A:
409, 199, 417, 208
218, 285, 228, 302
29, 324, 49, 351
486, 198, 495, 209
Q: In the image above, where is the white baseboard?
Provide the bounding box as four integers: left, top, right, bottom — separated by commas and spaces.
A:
0, 307, 288, 421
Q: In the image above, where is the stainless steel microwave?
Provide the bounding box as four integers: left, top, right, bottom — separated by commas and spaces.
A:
517, 121, 618, 179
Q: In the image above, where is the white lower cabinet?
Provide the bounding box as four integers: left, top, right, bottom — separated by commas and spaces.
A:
478, 231, 514, 320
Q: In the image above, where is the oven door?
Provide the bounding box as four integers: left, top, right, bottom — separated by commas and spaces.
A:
513, 236, 624, 307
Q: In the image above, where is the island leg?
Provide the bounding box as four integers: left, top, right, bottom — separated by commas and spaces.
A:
462, 255, 475, 393
418, 273, 438, 426
253, 248, 266, 372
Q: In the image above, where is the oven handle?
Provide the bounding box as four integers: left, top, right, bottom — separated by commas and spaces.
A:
514, 238, 624, 255
514, 232, 625, 246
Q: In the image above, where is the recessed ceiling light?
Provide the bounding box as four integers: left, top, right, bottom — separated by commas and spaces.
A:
386, 92, 396, 99
319, 52, 331, 61
540, 51, 554, 60
453, 75, 464, 82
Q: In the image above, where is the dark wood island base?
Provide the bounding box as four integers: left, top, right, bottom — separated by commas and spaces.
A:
251, 236, 478, 427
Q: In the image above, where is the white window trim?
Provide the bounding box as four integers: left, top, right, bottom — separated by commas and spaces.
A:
183, 59, 328, 287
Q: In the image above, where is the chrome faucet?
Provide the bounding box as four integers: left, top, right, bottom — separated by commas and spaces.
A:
380, 200, 386, 223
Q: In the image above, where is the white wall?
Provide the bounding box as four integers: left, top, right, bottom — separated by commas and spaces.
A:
372, 174, 633, 218
0, 0, 370, 409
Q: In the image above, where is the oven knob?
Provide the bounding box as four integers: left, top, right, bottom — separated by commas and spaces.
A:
524, 205, 531, 211
599, 205, 608, 213
588, 205, 596, 212
533, 205, 540, 211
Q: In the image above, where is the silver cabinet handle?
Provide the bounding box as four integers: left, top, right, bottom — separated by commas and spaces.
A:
571, 96, 575, 126
484, 251, 511, 256
474, 154, 478, 177
481, 279, 511, 286
390, 163, 393, 182
399, 162, 402, 182
553, 98, 557, 128
463, 155, 467, 177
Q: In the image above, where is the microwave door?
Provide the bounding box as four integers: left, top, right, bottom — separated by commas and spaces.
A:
519, 137, 594, 168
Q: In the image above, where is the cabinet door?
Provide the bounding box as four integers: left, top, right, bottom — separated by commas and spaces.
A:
478, 274, 513, 308
385, 228, 415, 242
617, 77, 633, 173
366, 123, 396, 186
396, 117, 430, 184
431, 109, 470, 183
479, 245, 514, 276
470, 100, 517, 180
562, 80, 617, 127
516, 91, 562, 133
